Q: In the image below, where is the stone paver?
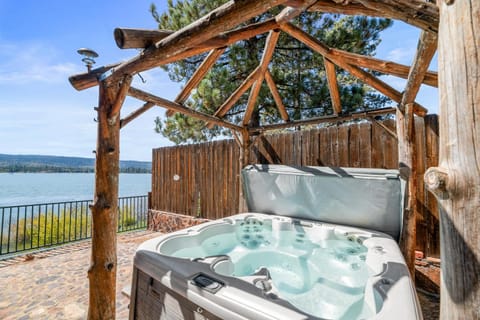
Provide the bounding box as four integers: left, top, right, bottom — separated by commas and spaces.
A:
0, 230, 439, 319
0, 230, 160, 320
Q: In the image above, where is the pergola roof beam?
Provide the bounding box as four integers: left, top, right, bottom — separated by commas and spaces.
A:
166, 47, 226, 117
127, 87, 242, 132
108, 0, 288, 81
264, 69, 289, 121
324, 58, 342, 114
330, 48, 438, 87
249, 107, 396, 133
243, 30, 281, 126
70, 19, 280, 92
308, 0, 439, 33
281, 22, 428, 116
400, 30, 438, 112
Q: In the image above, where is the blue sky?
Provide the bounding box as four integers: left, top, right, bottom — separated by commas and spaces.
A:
0, 1, 438, 161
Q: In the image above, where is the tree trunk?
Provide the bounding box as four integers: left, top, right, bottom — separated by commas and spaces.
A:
87, 78, 129, 319
424, 1, 480, 319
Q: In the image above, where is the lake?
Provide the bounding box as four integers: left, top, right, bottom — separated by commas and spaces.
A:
0, 173, 151, 207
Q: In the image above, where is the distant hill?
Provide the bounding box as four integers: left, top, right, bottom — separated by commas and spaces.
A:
0, 154, 151, 173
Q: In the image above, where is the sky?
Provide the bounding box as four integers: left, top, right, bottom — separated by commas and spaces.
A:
0, 1, 438, 161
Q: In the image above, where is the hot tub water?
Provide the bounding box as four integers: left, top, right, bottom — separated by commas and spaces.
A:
159, 216, 378, 319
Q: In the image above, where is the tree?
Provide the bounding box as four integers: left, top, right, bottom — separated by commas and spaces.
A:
151, 0, 393, 144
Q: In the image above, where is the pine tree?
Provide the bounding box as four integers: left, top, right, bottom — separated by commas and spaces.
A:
151, 1, 393, 144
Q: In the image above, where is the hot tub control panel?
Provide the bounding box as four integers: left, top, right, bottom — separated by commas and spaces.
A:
191, 273, 224, 293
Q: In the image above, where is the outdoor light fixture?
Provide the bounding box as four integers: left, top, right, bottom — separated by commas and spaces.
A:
77, 48, 99, 72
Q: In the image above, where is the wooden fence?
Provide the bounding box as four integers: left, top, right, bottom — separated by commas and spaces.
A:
151, 115, 439, 257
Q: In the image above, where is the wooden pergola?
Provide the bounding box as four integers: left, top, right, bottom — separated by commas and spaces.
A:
69, 1, 479, 319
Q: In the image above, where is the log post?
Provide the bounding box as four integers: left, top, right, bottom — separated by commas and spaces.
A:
430, 1, 480, 318
396, 103, 417, 279
88, 77, 130, 320
238, 129, 252, 212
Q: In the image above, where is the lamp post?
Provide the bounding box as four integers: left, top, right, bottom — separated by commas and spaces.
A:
77, 48, 99, 72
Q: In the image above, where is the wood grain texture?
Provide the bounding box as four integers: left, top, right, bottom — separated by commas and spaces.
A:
434, 1, 480, 318
88, 81, 122, 320
309, 0, 438, 32
114, 28, 173, 49
330, 48, 438, 87
324, 58, 342, 114
396, 104, 417, 279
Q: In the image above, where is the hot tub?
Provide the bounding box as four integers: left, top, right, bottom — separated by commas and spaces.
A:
131, 213, 421, 320
130, 166, 421, 319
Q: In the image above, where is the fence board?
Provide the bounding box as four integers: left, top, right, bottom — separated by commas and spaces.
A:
151, 117, 439, 257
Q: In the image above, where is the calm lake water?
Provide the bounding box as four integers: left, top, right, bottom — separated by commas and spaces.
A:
0, 173, 151, 206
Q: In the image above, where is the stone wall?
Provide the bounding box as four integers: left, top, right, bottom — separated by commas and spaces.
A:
147, 210, 209, 233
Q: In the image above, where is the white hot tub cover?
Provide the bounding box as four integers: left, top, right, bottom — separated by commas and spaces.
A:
242, 165, 405, 240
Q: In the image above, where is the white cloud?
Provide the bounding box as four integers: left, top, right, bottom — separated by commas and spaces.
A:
386, 47, 416, 65
0, 41, 82, 84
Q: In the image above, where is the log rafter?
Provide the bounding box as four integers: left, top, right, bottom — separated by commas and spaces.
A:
264, 70, 289, 121
400, 30, 438, 111
249, 107, 396, 133
109, 0, 288, 81
324, 58, 342, 114
166, 47, 226, 117
243, 30, 280, 126
306, 0, 438, 32
280, 22, 428, 116
330, 48, 438, 87
127, 87, 242, 132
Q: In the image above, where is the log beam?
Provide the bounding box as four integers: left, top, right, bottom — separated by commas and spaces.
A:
114, 28, 173, 49
244, 30, 280, 126
109, 0, 288, 80
356, 0, 439, 33
275, 0, 318, 24
433, 1, 480, 318
324, 58, 342, 114
281, 22, 428, 116
330, 48, 438, 88
308, 0, 438, 32
249, 107, 396, 133
70, 19, 279, 92
127, 87, 242, 132
400, 30, 438, 112
264, 70, 289, 121
69, 63, 120, 91
120, 102, 155, 129
166, 47, 226, 117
